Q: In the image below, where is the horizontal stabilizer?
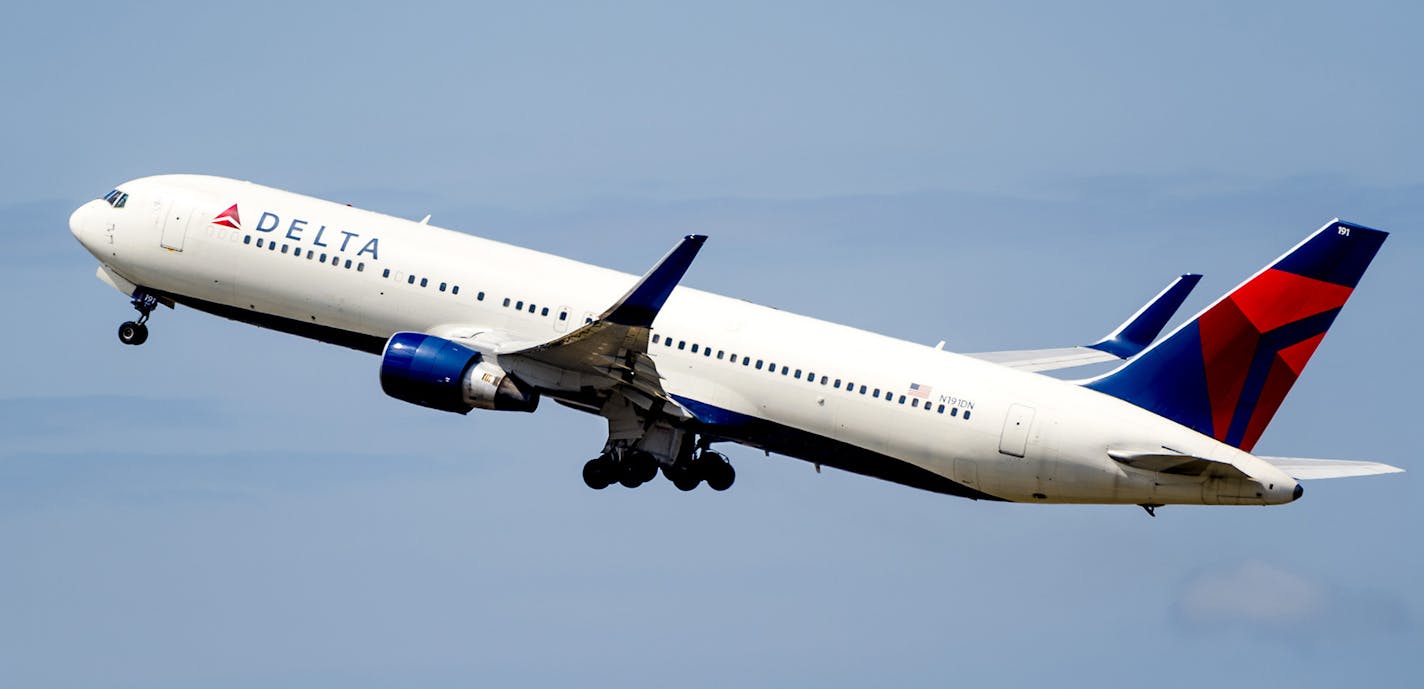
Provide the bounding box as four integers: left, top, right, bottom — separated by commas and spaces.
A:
969, 274, 1201, 372
1108, 448, 1249, 478
1258, 456, 1404, 480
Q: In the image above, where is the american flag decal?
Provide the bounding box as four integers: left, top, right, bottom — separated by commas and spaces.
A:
908, 382, 931, 399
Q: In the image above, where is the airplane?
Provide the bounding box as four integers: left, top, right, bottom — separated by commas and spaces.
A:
68, 175, 1403, 513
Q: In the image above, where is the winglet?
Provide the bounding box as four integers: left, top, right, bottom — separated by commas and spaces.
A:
1087, 273, 1202, 358
600, 234, 708, 327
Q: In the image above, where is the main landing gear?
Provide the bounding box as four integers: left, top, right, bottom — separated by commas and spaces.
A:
583, 446, 735, 492
117, 292, 159, 346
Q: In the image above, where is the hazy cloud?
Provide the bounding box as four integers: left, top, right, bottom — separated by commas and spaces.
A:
1175, 560, 1412, 641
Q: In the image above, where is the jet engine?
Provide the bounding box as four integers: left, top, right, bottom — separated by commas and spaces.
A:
379, 332, 539, 414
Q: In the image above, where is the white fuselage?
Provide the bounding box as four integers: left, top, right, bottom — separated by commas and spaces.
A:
69, 175, 1299, 506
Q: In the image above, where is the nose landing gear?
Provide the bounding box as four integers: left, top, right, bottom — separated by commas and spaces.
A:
117, 292, 159, 346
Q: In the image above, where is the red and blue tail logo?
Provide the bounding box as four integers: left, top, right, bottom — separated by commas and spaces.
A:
1085, 220, 1387, 451
212, 204, 241, 230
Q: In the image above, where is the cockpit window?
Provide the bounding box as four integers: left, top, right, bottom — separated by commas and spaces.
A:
101, 189, 128, 208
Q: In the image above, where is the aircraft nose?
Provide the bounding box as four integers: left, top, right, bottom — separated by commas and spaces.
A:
69, 201, 93, 243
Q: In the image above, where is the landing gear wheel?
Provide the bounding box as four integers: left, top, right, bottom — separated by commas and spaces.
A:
703, 453, 735, 492
667, 463, 701, 492
118, 321, 148, 346
583, 457, 613, 490
618, 464, 644, 488
118, 291, 159, 346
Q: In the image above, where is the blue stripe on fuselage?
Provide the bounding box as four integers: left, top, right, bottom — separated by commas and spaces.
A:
671, 394, 1002, 501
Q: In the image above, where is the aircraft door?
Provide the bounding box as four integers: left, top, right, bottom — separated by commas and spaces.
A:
159, 203, 194, 251
999, 404, 1035, 457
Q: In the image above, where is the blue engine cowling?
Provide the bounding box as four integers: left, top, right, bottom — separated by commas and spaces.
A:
379, 332, 539, 414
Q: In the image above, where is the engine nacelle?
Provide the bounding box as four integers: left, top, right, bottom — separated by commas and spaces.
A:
379, 332, 539, 414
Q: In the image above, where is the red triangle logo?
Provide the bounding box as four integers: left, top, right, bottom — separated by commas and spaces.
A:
212, 204, 241, 230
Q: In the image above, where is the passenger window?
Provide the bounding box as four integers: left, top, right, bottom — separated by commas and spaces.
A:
859, 385, 867, 394
559, 311, 567, 321
755, 360, 763, 369
742, 357, 750, 366
478, 292, 485, 301
254, 237, 262, 247
452, 286, 459, 295
820, 376, 828, 385
691, 344, 700, 353
516, 301, 523, 309
730, 354, 738, 364
834, 379, 842, 388
665, 338, 673, 347
357, 262, 364, 272
419, 277, 427, 286
780, 365, 788, 374
541, 307, 549, 316
652, 334, 661, 344
382, 268, 391, 278
307, 250, 314, 259
244, 235, 252, 245
794, 369, 802, 379
678, 341, 686, 350
898, 395, 906, 404
705, 348, 712, 358
409, 275, 416, 284
503, 298, 511, 307
937, 404, 945, 413
528, 304, 536, 313
912, 398, 920, 408
951, 407, 958, 417
345, 259, 353, 269
963, 411, 972, 420
768, 362, 776, 373
717, 351, 724, 360
873, 389, 880, 398
807, 371, 815, 382
440, 282, 447, 292
320, 253, 328, 263
281, 244, 289, 254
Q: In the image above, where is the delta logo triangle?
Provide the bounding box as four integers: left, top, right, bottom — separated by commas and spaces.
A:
212, 204, 241, 230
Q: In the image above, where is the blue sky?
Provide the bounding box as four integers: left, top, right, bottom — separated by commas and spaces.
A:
2, 2, 1421, 687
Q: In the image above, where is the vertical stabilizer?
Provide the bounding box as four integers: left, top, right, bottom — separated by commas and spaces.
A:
1084, 220, 1387, 451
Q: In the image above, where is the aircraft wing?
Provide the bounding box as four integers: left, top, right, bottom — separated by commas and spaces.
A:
1258, 456, 1405, 480
432, 235, 707, 417
967, 274, 1201, 372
